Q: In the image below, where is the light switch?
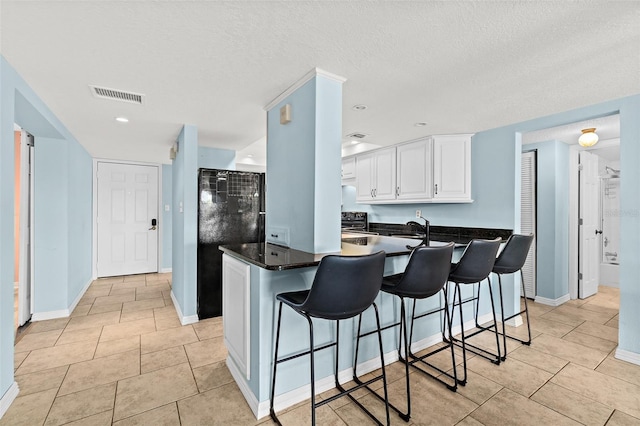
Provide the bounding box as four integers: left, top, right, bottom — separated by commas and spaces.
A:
164, 204, 170, 212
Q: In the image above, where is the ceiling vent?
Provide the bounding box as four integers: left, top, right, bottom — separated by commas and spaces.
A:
346, 132, 368, 139
89, 85, 145, 105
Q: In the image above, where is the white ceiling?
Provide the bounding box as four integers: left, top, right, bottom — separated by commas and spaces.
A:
1, 1, 639, 165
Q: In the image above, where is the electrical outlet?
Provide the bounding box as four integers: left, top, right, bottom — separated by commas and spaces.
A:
415, 210, 421, 218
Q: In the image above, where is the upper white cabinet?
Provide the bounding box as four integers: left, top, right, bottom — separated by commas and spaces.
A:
356, 147, 396, 202
341, 156, 356, 184
432, 134, 471, 201
354, 134, 472, 204
397, 138, 433, 201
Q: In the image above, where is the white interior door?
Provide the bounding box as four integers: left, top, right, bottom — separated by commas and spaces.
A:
18, 131, 34, 326
579, 151, 600, 298
97, 162, 158, 277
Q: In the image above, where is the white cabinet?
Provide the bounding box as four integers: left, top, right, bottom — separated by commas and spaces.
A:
355, 147, 396, 202
353, 134, 472, 204
396, 138, 433, 201
432, 134, 471, 201
341, 156, 356, 183
222, 254, 250, 379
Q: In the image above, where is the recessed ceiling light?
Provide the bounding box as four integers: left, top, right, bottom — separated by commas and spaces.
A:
247, 154, 253, 158
352, 104, 367, 111
351, 140, 360, 145
415, 122, 427, 127
115, 117, 129, 123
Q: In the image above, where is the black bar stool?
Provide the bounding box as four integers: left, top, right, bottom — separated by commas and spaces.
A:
446, 237, 501, 384
487, 233, 535, 359
354, 243, 455, 421
269, 251, 390, 426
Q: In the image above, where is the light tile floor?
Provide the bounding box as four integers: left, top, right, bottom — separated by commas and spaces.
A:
4, 279, 639, 425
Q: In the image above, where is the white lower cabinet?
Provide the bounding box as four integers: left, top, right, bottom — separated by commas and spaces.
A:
222, 254, 250, 379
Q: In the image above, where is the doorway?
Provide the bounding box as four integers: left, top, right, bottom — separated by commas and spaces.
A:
14, 129, 34, 330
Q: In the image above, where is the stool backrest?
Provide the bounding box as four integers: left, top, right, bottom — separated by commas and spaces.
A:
302, 251, 386, 320
493, 233, 534, 274
449, 238, 501, 284
394, 243, 455, 299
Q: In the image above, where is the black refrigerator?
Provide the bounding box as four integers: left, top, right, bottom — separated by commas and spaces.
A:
197, 168, 265, 319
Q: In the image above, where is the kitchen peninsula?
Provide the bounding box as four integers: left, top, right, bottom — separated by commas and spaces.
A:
219, 233, 492, 419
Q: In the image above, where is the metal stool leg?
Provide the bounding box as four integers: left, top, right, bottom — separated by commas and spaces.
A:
270, 302, 284, 422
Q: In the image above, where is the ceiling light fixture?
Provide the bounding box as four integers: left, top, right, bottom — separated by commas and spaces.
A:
115, 117, 129, 123
352, 104, 367, 111
578, 128, 598, 147
350, 140, 360, 145
415, 122, 427, 127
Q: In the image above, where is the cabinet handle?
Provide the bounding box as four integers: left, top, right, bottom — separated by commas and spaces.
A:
374, 188, 377, 197
435, 184, 438, 195
371, 189, 374, 197
396, 186, 400, 196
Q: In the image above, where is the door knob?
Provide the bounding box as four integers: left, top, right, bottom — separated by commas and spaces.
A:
149, 218, 157, 231
595, 229, 603, 235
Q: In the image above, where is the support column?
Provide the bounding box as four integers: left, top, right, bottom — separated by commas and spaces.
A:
265, 68, 345, 254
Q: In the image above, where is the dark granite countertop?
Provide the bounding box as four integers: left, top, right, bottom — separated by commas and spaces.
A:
220, 234, 454, 271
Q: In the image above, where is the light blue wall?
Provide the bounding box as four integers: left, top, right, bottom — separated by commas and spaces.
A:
0, 56, 92, 407
171, 125, 199, 319
198, 146, 235, 170
522, 141, 570, 300
266, 75, 342, 253
345, 95, 640, 356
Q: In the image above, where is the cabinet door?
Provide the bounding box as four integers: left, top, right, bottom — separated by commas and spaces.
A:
222, 254, 250, 379
373, 147, 397, 200
397, 139, 432, 200
341, 156, 356, 181
433, 135, 471, 200
355, 153, 374, 201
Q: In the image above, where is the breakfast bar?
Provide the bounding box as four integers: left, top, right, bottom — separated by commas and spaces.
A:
219, 234, 488, 419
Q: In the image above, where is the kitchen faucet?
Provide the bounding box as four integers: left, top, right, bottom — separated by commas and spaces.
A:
405, 217, 430, 249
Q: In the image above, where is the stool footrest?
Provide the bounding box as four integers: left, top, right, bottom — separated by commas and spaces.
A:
450, 336, 501, 364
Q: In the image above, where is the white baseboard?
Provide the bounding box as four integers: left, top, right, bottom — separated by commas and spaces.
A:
160, 268, 172, 273
0, 382, 19, 420
31, 278, 93, 322
535, 293, 570, 307
615, 348, 640, 366
170, 291, 199, 325
505, 315, 524, 327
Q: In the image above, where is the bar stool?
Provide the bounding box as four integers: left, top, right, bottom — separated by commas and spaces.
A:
446, 237, 501, 385
354, 243, 455, 421
269, 251, 390, 426
487, 233, 535, 359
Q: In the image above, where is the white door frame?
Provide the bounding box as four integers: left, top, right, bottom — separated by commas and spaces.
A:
568, 138, 620, 299
92, 159, 164, 279
18, 131, 34, 326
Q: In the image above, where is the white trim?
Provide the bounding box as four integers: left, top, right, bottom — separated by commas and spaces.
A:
505, 315, 524, 327
264, 67, 346, 111
614, 348, 640, 366
170, 291, 199, 325
32, 309, 69, 321
13, 282, 18, 290
569, 145, 580, 300
534, 293, 570, 307
31, 277, 93, 321
0, 382, 20, 419
92, 159, 162, 279
160, 268, 172, 273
